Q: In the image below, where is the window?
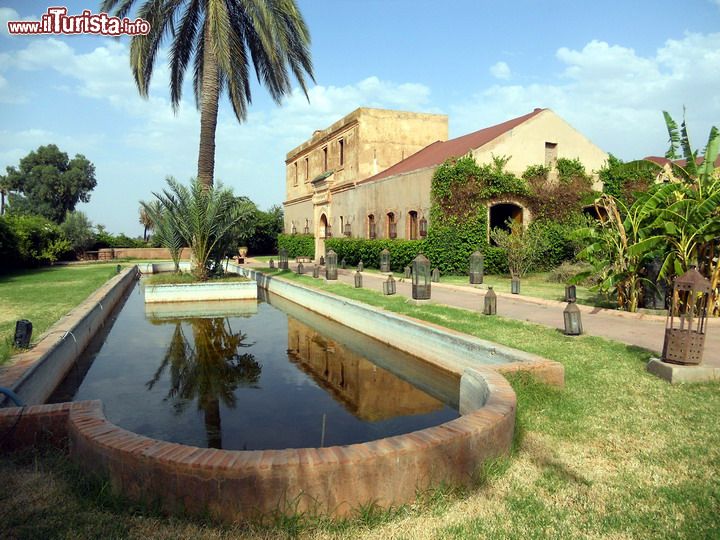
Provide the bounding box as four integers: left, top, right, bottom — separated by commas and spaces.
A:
387, 212, 396, 239
339, 138, 344, 166
293, 162, 298, 186
408, 211, 418, 240
305, 157, 309, 181
545, 142, 558, 167
368, 214, 376, 239
323, 147, 328, 171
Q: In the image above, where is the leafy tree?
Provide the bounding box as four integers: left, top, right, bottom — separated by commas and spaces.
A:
247, 204, 284, 255
490, 219, 548, 278
599, 154, 654, 204
60, 210, 95, 257
102, 0, 314, 188
4, 144, 97, 222
5, 214, 72, 266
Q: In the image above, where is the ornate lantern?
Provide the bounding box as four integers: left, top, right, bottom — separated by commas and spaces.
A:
319, 255, 325, 266
511, 275, 521, 295
565, 284, 577, 303
483, 287, 497, 315
380, 249, 391, 273
341, 258, 346, 269
344, 222, 351, 237
291, 223, 297, 235
358, 260, 364, 272
269, 259, 275, 269
563, 300, 583, 335
431, 268, 440, 282
279, 249, 288, 270
383, 275, 396, 295
354, 270, 363, 288
419, 216, 428, 237
662, 267, 711, 365
412, 253, 431, 300
297, 262, 304, 275
303, 223, 309, 235
325, 250, 338, 280
312, 264, 320, 278
469, 251, 484, 284
404, 266, 411, 279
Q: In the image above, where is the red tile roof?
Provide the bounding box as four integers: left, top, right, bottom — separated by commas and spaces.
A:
644, 155, 720, 168
360, 108, 546, 184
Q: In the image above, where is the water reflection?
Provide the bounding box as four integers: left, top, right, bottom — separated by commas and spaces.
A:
146, 318, 261, 448
287, 318, 443, 421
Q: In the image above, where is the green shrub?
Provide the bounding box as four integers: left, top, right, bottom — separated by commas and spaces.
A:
5, 214, 72, 266
278, 233, 315, 258
547, 261, 595, 285
484, 246, 509, 275
0, 216, 20, 271
325, 238, 424, 271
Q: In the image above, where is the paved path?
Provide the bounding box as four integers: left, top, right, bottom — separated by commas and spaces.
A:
278, 262, 720, 368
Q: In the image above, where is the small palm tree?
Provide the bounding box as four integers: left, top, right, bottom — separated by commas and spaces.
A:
141, 198, 184, 271
101, 0, 314, 188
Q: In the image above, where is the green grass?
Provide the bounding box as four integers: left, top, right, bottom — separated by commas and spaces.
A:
0, 264, 122, 365
362, 267, 616, 308
144, 272, 249, 285
2, 268, 719, 539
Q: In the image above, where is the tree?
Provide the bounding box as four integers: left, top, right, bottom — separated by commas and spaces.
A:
490, 219, 548, 278
139, 199, 161, 242
60, 210, 95, 258
102, 0, 314, 188
4, 144, 97, 222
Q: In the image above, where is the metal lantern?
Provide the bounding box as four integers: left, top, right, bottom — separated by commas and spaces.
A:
325, 224, 332, 238
354, 270, 363, 288
563, 301, 583, 335
297, 262, 305, 275
14, 319, 33, 348
412, 253, 431, 300
279, 249, 288, 270
341, 258, 346, 269
269, 259, 275, 269
312, 264, 320, 278
380, 249, 391, 273
469, 251, 484, 284
319, 255, 325, 266
404, 266, 411, 279
483, 287, 497, 315
419, 216, 428, 237
344, 222, 351, 237
358, 260, 364, 272
431, 268, 440, 283
325, 250, 338, 280
303, 224, 309, 235
511, 276, 521, 295
662, 267, 711, 365
565, 284, 577, 303
291, 223, 297, 235
383, 275, 396, 295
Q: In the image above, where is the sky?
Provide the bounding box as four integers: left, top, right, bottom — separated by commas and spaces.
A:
1, 0, 719, 235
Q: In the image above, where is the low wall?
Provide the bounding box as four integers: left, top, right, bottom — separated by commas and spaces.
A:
144, 281, 257, 303
0, 268, 138, 406
112, 247, 192, 260
240, 268, 563, 386
0, 368, 515, 520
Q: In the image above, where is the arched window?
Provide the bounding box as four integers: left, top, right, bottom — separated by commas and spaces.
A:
387, 212, 397, 239
489, 203, 523, 244
408, 210, 418, 240
368, 214, 376, 239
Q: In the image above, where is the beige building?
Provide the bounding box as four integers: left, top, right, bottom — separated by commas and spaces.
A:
283, 107, 608, 260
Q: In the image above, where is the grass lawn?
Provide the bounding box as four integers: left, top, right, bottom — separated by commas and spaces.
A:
0, 264, 121, 365
2, 268, 718, 539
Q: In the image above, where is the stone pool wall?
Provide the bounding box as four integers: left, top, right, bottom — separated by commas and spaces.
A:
0, 368, 515, 520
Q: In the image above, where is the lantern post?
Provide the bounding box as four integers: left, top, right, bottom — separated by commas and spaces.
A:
412, 254, 431, 300
470, 251, 484, 285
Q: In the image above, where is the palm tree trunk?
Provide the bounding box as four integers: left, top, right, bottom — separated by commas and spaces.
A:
197, 24, 220, 188
0, 190, 4, 215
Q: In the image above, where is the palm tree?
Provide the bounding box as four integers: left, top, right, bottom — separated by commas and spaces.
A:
138, 200, 155, 241
101, 0, 314, 188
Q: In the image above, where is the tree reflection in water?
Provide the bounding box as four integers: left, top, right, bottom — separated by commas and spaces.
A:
147, 317, 261, 448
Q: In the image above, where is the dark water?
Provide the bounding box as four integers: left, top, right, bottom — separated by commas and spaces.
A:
50, 281, 459, 450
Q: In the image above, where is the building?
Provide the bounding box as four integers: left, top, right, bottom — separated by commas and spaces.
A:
283, 107, 608, 260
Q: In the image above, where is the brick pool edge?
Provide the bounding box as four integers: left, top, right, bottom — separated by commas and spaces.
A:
1, 368, 515, 520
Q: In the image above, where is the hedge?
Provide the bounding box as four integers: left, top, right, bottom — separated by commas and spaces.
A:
325, 238, 424, 272
277, 233, 315, 258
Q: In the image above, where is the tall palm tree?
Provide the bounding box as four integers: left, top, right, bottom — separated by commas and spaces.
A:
101, 0, 314, 187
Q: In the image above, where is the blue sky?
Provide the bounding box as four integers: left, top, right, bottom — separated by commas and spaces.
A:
1, 0, 719, 235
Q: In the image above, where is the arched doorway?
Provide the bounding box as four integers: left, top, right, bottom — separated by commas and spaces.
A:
316, 213, 329, 262
489, 203, 523, 233
582, 204, 608, 222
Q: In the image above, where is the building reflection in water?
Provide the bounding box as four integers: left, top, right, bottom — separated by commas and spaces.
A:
146, 317, 261, 449
286, 318, 443, 421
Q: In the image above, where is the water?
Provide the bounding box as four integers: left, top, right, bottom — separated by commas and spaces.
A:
50, 280, 459, 450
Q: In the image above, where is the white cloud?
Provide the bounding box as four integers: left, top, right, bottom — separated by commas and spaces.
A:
490, 61, 511, 80
452, 33, 720, 162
